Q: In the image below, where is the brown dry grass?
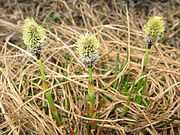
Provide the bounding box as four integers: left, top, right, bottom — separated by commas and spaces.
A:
0, 0, 180, 135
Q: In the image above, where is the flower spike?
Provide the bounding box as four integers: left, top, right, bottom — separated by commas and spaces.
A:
22, 18, 46, 54
144, 16, 165, 48
76, 33, 100, 67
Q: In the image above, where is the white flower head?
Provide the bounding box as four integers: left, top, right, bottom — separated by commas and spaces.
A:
22, 18, 46, 53
76, 33, 100, 67
144, 16, 165, 48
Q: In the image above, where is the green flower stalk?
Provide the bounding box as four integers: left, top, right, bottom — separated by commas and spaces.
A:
76, 33, 100, 132
143, 16, 165, 49
22, 18, 62, 126
142, 16, 165, 72
135, 17, 165, 106
76, 33, 100, 105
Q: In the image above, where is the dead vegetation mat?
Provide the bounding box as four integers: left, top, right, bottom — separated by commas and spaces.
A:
0, 0, 180, 135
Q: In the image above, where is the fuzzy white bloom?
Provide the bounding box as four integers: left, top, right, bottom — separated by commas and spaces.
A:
22, 18, 46, 53
76, 33, 100, 67
144, 16, 165, 48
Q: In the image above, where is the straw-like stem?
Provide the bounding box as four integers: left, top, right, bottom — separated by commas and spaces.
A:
88, 67, 95, 105
87, 67, 97, 134
143, 48, 150, 72
136, 48, 150, 106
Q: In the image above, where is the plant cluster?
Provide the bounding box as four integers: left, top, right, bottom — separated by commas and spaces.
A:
20, 16, 166, 134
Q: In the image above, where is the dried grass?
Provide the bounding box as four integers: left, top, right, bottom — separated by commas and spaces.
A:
0, 0, 179, 135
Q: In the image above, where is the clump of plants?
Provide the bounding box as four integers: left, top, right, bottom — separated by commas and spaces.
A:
20, 16, 167, 134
